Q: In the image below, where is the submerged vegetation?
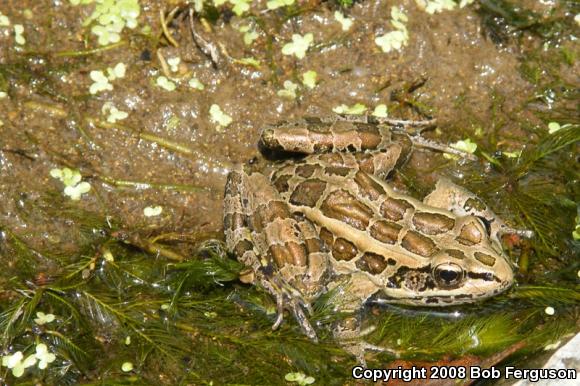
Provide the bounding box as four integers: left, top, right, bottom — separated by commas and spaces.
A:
0, 0, 578, 384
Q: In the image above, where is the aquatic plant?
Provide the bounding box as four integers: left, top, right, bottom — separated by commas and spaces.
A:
0, 0, 577, 384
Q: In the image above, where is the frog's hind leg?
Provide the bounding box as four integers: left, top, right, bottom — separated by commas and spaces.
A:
260, 117, 413, 157
260, 117, 477, 164
271, 149, 408, 185
248, 170, 328, 340
225, 167, 314, 338
265, 215, 331, 337
409, 135, 478, 160
226, 167, 327, 340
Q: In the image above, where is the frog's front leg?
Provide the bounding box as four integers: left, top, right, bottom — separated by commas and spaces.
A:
424, 178, 533, 240
329, 273, 399, 365
224, 166, 329, 340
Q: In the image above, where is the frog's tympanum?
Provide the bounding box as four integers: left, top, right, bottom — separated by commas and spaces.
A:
223, 116, 526, 359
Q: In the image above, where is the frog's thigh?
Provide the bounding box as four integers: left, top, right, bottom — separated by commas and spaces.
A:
247, 172, 312, 271
355, 149, 407, 179
303, 148, 404, 180
224, 167, 262, 271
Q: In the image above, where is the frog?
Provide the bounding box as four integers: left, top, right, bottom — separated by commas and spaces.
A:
223, 115, 530, 357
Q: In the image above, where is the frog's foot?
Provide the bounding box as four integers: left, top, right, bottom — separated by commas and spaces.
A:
371, 116, 437, 128
410, 135, 478, 160
335, 316, 399, 366
261, 276, 318, 341
342, 341, 400, 367
332, 114, 437, 128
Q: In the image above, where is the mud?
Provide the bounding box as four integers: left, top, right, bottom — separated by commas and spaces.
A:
0, 0, 578, 381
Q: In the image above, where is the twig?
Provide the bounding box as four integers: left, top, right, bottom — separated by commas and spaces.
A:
156, 50, 171, 78
98, 175, 205, 192
89, 118, 195, 155
188, 8, 220, 69
23, 100, 67, 118
54, 41, 127, 57
160, 8, 180, 48
112, 231, 187, 262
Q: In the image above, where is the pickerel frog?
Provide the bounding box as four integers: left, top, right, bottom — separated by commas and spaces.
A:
223, 116, 528, 357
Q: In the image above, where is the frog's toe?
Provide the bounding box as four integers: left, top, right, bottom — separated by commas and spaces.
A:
342, 341, 400, 366
265, 279, 318, 341
272, 289, 285, 330
288, 298, 318, 341
335, 317, 399, 364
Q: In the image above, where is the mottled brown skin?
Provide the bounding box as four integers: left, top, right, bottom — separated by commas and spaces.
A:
224, 116, 524, 354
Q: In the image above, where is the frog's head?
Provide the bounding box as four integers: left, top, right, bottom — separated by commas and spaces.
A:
385, 215, 515, 306
425, 247, 514, 305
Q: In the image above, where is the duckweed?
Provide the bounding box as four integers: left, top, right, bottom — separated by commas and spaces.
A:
50, 168, 92, 200
267, 0, 295, 11
234, 57, 261, 68
285, 372, 315, 385
121, 361, 134, 372
229, 0, 252, 16
334, 11, 353, 31
102, 102, 128, 123
106, 62, 126, 80
416, 0, 456, 14
75, 0, 141, 46
156, 76, 176, 91
143, 205, 163, 217
89, 70, 113, 94
0, 11, 10, 26
1, 344, 56, 378
302, 70, 317, 89
375, 7, 409, 53
188, 77, 205, 90
372, 104, 388, 118
277, 80, 299, 99
451, 138, 477, 153
1, 352, 36, 378
14, 24, 25, 45
332, 103, 367, 114
281, 33, 313, 59
548, 122, 561, 134
35, 344, 57, 370
34, 312, 56, 325
209, 104, 233, 129
239, 24, 259, 45
167, 57, 181, 72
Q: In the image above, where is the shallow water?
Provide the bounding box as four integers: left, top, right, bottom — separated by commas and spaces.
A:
0, 0, 578, 384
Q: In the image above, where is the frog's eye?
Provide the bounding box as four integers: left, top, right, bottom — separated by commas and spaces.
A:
433, 263, 464, 288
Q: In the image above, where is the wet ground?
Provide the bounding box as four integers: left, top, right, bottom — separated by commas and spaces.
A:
0, 0, 578, 384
